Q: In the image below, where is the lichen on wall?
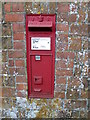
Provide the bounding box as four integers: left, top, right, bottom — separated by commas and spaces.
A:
1, 1, 89, 119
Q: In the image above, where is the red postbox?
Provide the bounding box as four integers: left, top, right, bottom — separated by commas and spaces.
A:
26, 14, 55, 98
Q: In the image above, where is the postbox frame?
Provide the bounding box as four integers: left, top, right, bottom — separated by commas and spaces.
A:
26, 14, 56, 98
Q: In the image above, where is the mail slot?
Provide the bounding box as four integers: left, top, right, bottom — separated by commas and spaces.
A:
26, 14, 56, 98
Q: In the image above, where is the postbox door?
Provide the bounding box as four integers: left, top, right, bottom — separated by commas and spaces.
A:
31, 55, 52, 97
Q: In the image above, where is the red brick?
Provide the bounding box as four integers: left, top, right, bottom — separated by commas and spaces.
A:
56, 69, 73, 76
67, 89, 79, 99
57, 34, 68, 43
16, 84, 27, 90
13, 32, 24, 40
13, 23, 24, 32
57, 13, 69, 22
57, 3, 69, 13
14, 42, 25, 49
12, 3, 24, 12
16, 68, 25, 75
57, 23, 69, 32
55, 92, 65, 99
56, 59, 67, 68
56, 77, 66, 84
8, 51, 24, 58
9, 68, 16, 75
69, 37, 82, 51
2, 88, 15, 97
55, 85, 66, 92
17, 91, 26, 97
80, 90, 88, 99
69, 14, 77, 22
8, 60, 14, 67
57, 43, 68, 51
16, 76, 26, 83
68, 78, 81, 89
4, 3, 11, 12
68, 60, 74, 68
70, 24, 88, 36
57, 51, 75, 59
5, 14, 24, 22
15, 60, 25, 67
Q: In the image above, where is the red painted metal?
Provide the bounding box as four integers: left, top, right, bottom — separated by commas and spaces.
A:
26, 14, 56, 98
28, 21, 52, 27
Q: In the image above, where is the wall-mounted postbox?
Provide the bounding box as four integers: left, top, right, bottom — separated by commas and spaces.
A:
26, 14, 55, 98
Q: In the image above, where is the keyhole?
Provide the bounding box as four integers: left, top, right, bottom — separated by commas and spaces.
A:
35, 78, 37, 81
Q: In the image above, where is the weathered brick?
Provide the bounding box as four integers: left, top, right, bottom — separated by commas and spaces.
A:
78, 9, 86, 22
8, 60, 14, 67
69, 14, 77, 22
66, 89, 79, 99
5, 14, 24, 22
55, 92, 65, 99
2, 23, 11, 36
49, 2, 56, 14
15, 60, 25, 67
57, 23, 69, 33
25, 2, 32, 14
14, 42, 25, 49
16, 68, 25, 75
2, 63, 8, 74
68, 77, 81, 89
70, 24, 88, 36
40, 3, 48, 14
80, 111, 87, 118
71, 111, 79, 118
2, 98, 12, 109
2, 37, 12, 49
57, 43, 68, 51
16, 76, 26, 83
57, 13, 68, 23
69, 3, 78, 14
55, 85, 66, 92
64, 100, 86, 110
2, 50, 7, 62
56, 77, 66, 84
13, 32, 24, 40
2, 88, 15, 97
74, 64, 82, 77
56, 59, 67, 68
8, 51, 24, 58
69, 37, 82, 51
9, 68, 16, 75
56, 69, 73, 76
17, 91, 26, 97
2, 37, 8, 49
68, 60, 74, 68
80, 90, 88, 99
2, 75, 15, 87
16, 84, 27, 91
56, 51, 75, 59
13, 23, 24, 32
57, 3, 69, 13
33, 2, 41, 14
4, 3, 11, 12
12, 3, 24, 12
57, 34, 68, 43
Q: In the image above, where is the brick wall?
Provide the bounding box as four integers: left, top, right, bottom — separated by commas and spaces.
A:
1, 1, 89, 118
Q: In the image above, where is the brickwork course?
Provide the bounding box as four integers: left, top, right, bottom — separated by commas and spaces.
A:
0, 1, 90, 119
